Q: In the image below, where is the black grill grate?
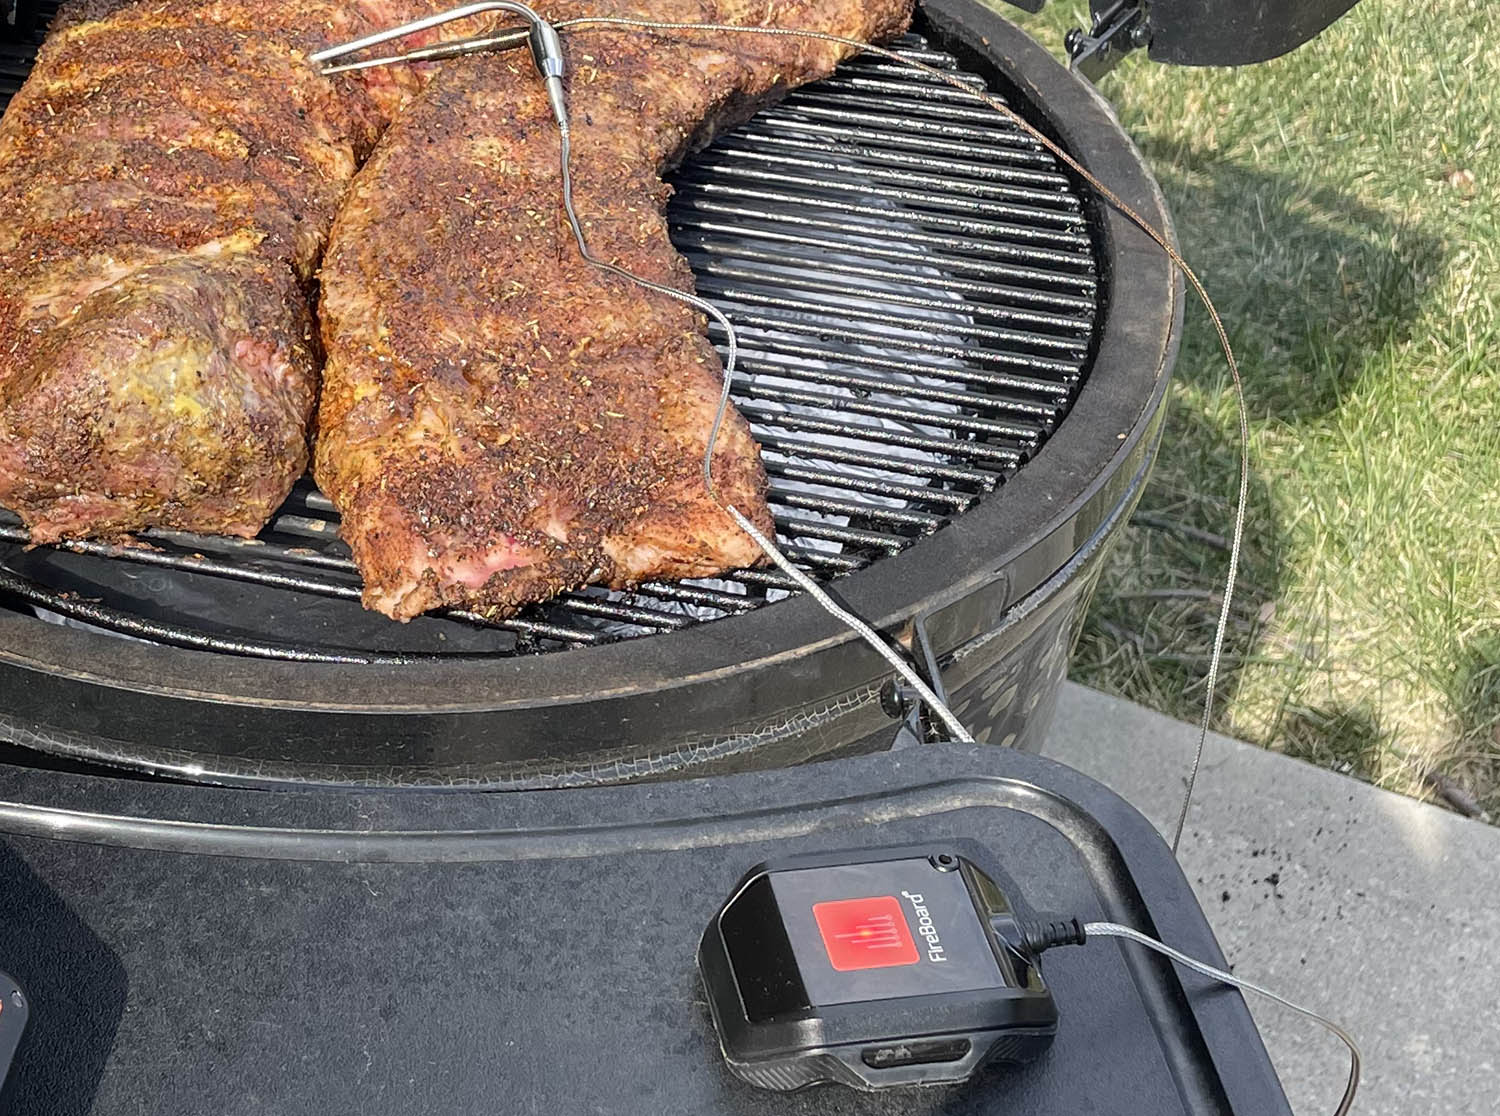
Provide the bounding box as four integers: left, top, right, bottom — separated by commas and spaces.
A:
0, 23, 1099, 661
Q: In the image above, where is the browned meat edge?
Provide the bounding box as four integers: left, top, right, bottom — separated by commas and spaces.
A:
0, 0, 462, 542
317, 0, 916, 619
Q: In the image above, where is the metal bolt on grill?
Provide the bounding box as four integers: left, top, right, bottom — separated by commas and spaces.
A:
0, 27, 1099, 662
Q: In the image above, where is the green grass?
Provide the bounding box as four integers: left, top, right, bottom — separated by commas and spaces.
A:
984, 0, 1500, 813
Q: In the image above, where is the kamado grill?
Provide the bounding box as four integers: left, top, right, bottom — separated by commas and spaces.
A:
0, 0, 1180, 786
0, 4, 1368, 1115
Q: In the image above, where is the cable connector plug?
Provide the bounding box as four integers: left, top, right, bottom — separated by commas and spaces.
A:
1017, 914, 1087, 955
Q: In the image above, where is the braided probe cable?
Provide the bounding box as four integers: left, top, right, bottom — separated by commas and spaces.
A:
554, 15, 1248, 843
1085, 922, 1361, 1116
550, 40, 976, 744
316, 23, 1352, 1109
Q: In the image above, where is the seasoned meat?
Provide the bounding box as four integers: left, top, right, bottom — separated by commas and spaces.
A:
317, 0, 915, 619
0, 0, 464, 542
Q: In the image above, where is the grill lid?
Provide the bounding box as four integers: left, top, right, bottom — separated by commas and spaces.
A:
1005, 0, 1363, 79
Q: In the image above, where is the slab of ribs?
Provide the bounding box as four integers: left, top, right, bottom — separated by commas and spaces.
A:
0, 0, 915, 619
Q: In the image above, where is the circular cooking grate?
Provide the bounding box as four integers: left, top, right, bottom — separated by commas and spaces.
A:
0, 27, 1099, 661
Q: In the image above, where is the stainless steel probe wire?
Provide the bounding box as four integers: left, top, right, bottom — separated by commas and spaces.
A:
310, 1, 547, 67
556, 118, 974, 744
314, 12, 1252, 806
1086, 922, 1361, 1116
314, 14, 1348, 1109
550, 15, 1247, 809
555, 113, 972, 744
552, 64, 976, 745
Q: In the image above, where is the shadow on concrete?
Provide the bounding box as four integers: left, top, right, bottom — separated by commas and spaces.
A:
0, 841, 127, 1116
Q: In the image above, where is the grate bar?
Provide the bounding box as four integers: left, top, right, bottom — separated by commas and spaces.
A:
443, 611, 613, 646
842, 57, 987, 88
731, 356, 1062, 423
692, 139, 1081, 211
687, 257, 1090, 334
736, 117, 1070, 180
672, 219, 1095, 292
697, 279, 1090, 355
264, 513, 341, 544
764, 460, 977, 510
789, 86, 1047, 131
300, 490, 337, 515
733, 377, 1044, 442
675, 241, 1096, 314
706, 132, 1077, 199
777, 546, 864, 573
774, 491, 945, 531
816, 70, 990, 99
715, 331, 1076, 400
549, 594, 697, 630
887, 43, 966, 65
142, 525, 357, 574
731, 567, 802, 591
675, 198, 1095, 271
711, 128, 1080, 198
739, 403, 1027, 465
708, 316, 1086, 381
754, 437, 999, 487
764, 101, 1050, 159
772, 515, 906, 552
676, 161, 1085, 229
638, 581, 759, 612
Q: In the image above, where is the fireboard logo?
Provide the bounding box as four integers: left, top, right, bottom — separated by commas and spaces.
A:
812, 896, 920, 971
900, 891, 948, 963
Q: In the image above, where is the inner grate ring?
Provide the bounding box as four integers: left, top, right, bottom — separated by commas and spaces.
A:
0, 25, 1100, 661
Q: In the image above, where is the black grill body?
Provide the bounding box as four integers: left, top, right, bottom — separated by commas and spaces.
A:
0, 0, 1180, 785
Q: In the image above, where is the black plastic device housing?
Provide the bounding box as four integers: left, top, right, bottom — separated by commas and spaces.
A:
699, 845, 1059, 1091
0, 970, 25, 1089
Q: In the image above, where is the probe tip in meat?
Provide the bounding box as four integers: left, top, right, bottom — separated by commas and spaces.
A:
317, 29, 532, 76
311, 1, 549, 67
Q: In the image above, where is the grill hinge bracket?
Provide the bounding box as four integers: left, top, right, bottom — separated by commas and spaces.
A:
1065, 2, 1151, 82
883, 613, 953, 749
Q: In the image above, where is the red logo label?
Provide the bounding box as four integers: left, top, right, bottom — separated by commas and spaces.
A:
812, 895, 920, 971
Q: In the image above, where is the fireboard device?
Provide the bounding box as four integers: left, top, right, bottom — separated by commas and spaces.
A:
697, 845, 1063, 1091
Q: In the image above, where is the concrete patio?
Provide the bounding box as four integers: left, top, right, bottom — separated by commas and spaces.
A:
1045, 683, 1497, 1115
